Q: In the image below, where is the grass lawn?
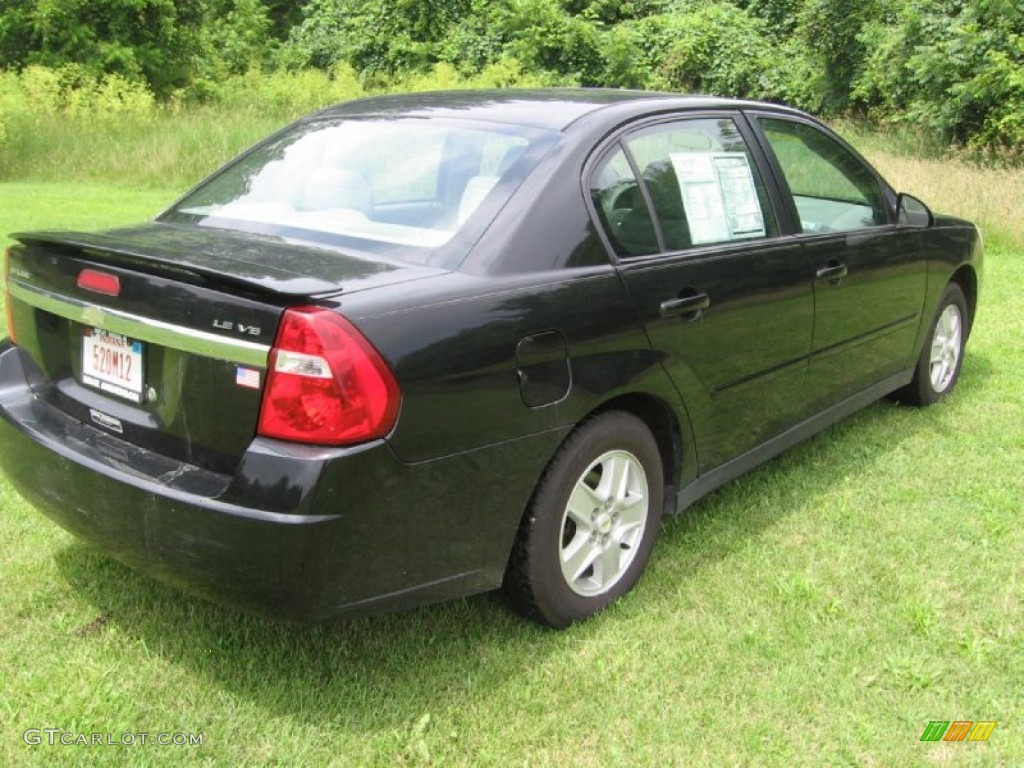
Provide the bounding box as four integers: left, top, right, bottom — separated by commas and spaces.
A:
1, 166, 1022, 766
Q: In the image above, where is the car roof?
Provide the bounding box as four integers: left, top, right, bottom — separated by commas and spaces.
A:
311, 88, 803, 132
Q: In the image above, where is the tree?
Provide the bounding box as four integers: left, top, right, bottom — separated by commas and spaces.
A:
0, 0, 207, 96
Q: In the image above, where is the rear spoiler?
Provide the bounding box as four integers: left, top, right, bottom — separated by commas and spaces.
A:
12, 229, 342, 298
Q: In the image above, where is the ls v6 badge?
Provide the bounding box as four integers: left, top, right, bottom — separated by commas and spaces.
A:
212, 320, 261, 336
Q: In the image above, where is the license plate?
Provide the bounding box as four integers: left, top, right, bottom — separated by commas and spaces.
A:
81, 328, 144, 403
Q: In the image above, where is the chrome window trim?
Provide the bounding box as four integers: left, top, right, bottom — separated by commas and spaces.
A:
9, 280, 270, 367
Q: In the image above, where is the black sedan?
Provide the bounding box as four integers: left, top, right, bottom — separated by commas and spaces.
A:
0, 90, 981, 627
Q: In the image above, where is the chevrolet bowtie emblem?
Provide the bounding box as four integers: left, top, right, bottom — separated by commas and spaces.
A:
82, 305, 106, 327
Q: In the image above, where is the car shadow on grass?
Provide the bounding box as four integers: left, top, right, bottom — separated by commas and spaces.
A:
52, 540, 566, 732
49, 353, 995, 733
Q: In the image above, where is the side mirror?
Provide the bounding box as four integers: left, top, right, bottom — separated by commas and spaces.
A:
897, 193, 933, 228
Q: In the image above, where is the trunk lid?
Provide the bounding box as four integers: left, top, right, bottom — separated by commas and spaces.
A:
5, 224, 441, 473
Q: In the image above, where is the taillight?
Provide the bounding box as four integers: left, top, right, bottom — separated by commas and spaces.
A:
257, 306, 401, 445
3, 247, 15, 344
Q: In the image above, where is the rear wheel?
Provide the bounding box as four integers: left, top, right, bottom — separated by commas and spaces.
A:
898, 283, 969, 406
503, 411, 663, 628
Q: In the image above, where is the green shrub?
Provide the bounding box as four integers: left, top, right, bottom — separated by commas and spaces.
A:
960, 48, 1024, 155
744, 0, 804, 37
0, 65, 157, 122
854, 0, 1024, 154
797, 0, 881, 112
194, 64, 365, 117
564, 0, 669, 24
597, 7, 818, 107
0, 0, 204, 98
469, 56, 555, 88
283, 0, 473, 74
284, 0, 602, 86
498, 0, 604, 84
656, 5, 814, 105
598, 15, 675, 90
198, 0, 275, 77
393, 57, 553, 92
12, 65, 63, 115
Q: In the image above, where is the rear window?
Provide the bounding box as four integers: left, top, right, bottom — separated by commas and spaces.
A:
160, 117, 556, 266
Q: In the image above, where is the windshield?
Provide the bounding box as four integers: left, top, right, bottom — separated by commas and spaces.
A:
160, 117, 556, 267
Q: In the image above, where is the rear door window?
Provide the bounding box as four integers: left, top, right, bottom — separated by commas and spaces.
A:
590, 146, 660, 258
591, 117, 777, 257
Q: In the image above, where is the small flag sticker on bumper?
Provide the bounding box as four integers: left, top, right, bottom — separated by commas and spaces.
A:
236, 367, 261, 389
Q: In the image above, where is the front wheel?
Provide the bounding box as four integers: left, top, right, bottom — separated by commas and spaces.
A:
503, 411, 664, 628
898, 282, 969, 406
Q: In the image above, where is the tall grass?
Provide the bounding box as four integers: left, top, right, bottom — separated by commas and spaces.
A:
1, 107, 286, 190
835, 120, 1024, 251
0, 62, 552, 191
0, 66, 367, 189
864, 149, 1024, 252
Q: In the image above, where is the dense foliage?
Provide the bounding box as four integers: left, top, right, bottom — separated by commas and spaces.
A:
0, 0, 1021, 154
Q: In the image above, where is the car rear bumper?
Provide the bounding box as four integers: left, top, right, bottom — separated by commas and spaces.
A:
0, 341, 561, 620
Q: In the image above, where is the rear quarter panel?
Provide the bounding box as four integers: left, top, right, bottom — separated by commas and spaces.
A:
334, 268, 685, 465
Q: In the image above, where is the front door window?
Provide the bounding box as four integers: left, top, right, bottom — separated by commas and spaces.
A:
758, 118, 887, 233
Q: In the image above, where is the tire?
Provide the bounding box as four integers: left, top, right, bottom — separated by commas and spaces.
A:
503, 411, 664, 628
898, 282, 969, 406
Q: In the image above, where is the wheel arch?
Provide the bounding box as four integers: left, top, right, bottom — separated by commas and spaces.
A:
949, 264, 978, 334
588, 392, 685, 516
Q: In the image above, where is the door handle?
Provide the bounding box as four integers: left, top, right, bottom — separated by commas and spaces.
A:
815, 262, 848, 285
659, 292, 710, 319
